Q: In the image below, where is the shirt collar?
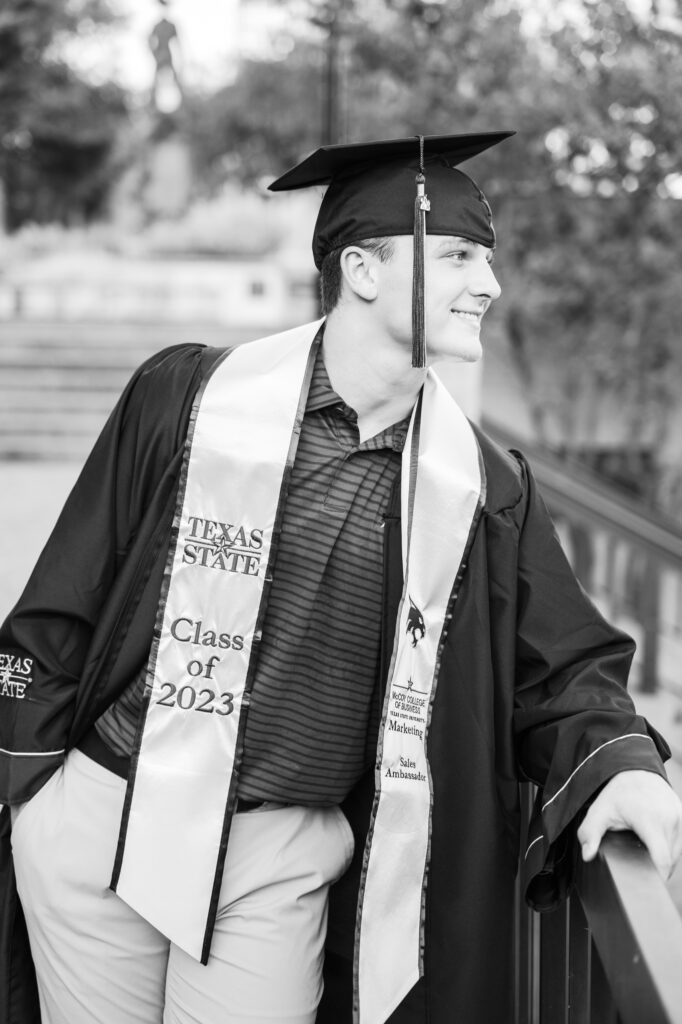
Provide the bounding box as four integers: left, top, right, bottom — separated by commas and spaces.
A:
305, 345, 410, 453
306, 345, 339, 413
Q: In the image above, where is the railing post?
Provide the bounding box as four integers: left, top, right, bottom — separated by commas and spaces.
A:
639, 554, 660, 693
516, 784, 540, 1024
539, 901, 569, 1024
566, 895, 591, 1024
588, 941, 619, 1024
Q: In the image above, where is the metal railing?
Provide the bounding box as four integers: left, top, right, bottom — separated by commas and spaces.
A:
496, 429, 682, 1022
515, 793, 682, 1023
515, 826, 682, 1023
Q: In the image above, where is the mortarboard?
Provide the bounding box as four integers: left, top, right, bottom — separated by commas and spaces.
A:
269, 132, 514, 367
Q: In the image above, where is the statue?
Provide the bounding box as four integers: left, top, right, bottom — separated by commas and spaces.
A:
149, 0, 182, 113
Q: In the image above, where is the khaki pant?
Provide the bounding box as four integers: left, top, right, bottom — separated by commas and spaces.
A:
11, 750, 354, 1024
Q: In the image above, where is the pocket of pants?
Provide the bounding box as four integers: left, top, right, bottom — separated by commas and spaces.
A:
10, 802, 27, 830
9, 766, 62, 845
332, 807, 355, 880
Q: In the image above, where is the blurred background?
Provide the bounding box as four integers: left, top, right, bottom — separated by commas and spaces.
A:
1, 0, 682, 893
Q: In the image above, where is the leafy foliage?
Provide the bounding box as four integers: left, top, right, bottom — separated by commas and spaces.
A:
0, 0, 128, 229
494, 1, 682, 508
184, 49, 324, 189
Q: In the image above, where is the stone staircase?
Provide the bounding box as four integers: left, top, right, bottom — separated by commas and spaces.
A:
0, 320, 270, 461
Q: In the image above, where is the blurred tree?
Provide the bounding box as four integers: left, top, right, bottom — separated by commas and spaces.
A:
0, 0, 129, 230
499, 0, 682, 507
184, 48, 324, 191
186, 0, 534, 187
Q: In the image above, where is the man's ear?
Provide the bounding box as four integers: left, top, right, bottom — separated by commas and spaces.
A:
339, 246, 379, 302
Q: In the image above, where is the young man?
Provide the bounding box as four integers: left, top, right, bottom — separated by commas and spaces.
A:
1, 133, 680, 1024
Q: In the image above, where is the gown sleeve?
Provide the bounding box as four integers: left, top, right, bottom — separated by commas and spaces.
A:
0, 345, 206, 804
511, 453, 670, 909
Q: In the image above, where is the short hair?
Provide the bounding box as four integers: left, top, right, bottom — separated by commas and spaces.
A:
319, 237, 395, 315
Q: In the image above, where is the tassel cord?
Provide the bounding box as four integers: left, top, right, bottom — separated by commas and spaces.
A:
412, 172, 427, 369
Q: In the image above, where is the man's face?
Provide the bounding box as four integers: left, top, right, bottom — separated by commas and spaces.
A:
373, 234, 501, 364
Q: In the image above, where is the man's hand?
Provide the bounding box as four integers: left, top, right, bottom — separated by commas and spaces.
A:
577, 770, 682, 880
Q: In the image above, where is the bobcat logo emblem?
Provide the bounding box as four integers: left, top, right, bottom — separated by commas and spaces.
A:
406, 597, 425, 647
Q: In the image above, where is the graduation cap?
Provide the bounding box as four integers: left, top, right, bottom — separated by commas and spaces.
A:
269, 132, 514, 367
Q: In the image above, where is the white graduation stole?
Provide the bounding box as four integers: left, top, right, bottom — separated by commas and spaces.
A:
355, 371, 484, 1024
111, 320, 485, 1022
112, 321, 323, 962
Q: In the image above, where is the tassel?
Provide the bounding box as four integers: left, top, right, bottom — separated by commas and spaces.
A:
412, 140, 430, 368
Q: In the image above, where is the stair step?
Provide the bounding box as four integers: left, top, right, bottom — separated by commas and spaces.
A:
0, 390, 116, 413
0, 434, 96, 460
0, 321, 271, 348
0, 346, 160, 368
0, 411, 110, 433
0, 367, 133, 390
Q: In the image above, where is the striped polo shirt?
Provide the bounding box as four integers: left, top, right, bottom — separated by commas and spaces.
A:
95, 345, 408, 806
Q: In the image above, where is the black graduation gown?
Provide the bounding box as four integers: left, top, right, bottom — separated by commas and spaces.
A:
0, 344, 669, 1024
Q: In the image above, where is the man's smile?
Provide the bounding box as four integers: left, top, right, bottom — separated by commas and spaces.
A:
450, 308, 484, 323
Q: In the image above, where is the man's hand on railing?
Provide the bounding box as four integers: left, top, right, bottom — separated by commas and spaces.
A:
577, 769, 682, 881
